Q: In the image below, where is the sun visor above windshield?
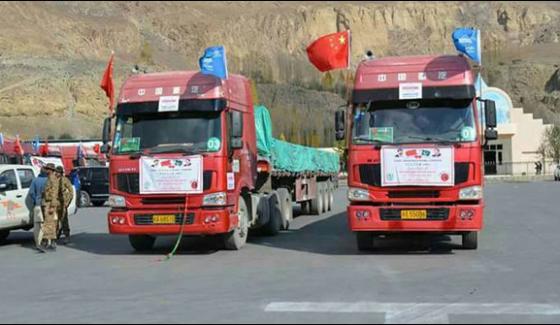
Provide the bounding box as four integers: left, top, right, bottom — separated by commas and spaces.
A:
117, 99, 227, 116
353, 85, 476, 104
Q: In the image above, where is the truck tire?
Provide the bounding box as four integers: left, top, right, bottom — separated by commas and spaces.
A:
356, 232, 374, 251
80, 191, 91, 207
129, 235, 156, 252
310, 182, 324, 215
224, 197, 249, 250
261, 193, 282, 236
276, 188, 293, 230
328, 182, 334, 211
0, 230, 9, 243
462, 232, 478, 250
322, 182, 330, 213
300, 201, 310, 215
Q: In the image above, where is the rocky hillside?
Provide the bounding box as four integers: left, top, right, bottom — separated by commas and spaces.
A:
1, 1, 560, 143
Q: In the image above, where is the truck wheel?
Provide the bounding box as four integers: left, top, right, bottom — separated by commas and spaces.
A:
356, 232, 374, 251
310, 182, 324, 215
224, 197, 249, 250
276, 188, 293, 230
300, 201, 310, 215
80, 191, 91, 207
129, 235, 156, 252
322, 183, 330, 213
328, 183, 334, 211
462, 232, 478, 250
261, 193, 282, 236
0, 230, 9, 243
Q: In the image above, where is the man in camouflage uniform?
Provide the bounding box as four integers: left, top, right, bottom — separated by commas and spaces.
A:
42, 164, 60, 251
56, 166, 74, 245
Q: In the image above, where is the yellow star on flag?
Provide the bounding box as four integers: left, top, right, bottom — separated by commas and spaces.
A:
339, 35, 346, 45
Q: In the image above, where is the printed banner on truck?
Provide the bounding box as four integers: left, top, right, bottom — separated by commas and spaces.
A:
381, 146, 454, 187
30, 156, 64, 173
140, 156, 203, 194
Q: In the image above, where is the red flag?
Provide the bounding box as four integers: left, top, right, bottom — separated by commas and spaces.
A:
14, 136, 24, 156
100, 53, 115, 113
306, 30, 350, 72
39, 139, 49, 156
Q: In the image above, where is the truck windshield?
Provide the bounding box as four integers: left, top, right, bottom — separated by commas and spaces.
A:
113, 111, 222, 155
352, 100, 477, 145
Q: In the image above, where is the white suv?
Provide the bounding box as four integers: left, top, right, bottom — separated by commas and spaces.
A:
0, 164, 77, 243
554, 165, 560, 181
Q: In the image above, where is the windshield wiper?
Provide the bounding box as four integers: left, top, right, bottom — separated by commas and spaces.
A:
353, 137, 393, 145
403, 136, 459, 146
147, 144, 203, 155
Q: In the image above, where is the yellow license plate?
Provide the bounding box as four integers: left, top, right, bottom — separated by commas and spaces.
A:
152, 215, 176, 224
401, 210, 428, 220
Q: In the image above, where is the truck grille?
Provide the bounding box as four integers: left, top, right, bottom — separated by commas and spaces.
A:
380, 208, 449, 221
134, 213, 195, 226
388, 191, 440, 199
141, 197, 187, 205
359, 163, 470, 187
116, 171, 213, 194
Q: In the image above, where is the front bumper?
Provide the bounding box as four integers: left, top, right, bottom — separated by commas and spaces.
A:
108, 207, 238, 236
348, 203, 483, 232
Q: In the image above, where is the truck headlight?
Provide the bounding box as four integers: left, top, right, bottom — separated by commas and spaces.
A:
348, 187, 370, 201
459, 186, 483, 200
203, 192, 227, 206
109, 195, 126, 208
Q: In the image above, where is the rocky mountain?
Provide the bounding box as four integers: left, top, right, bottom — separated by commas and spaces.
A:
1, 1, 560, 144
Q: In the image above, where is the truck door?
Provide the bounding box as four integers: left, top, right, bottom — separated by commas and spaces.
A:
0, 169, 28, 229
16, 168, 36, 225
90, 168, 109, 200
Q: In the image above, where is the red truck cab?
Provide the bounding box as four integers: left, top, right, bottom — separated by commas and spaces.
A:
103, 71, 257, 251
336, 55, 498, 250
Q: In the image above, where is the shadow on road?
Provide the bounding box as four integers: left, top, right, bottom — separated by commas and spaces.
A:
251, 210, 462, 256
63, 233, 222, 256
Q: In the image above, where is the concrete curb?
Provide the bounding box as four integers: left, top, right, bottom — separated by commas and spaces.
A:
485, 175, 555, 183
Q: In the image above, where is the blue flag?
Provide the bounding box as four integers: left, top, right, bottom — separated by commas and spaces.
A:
32, 136, 40, 153
199, 46, 228, 79
452, 28, 481, 65
0, 133, 4, 146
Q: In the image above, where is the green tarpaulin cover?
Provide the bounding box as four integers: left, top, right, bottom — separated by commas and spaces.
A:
254, 105, 339, 174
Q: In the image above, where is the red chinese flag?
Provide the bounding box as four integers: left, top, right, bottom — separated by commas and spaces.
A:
100, 53, 115, 113
39, 138, 49, 156
306, 31, 350, 72
14, 136, 24, 156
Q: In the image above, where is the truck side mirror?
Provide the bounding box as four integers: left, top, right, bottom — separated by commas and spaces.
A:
485, 129, 498, 141
231, 111, 243, 149
100, 144, 111, 154
335, 111, 345, 141
0, 183, 7, 192
485, 100, 497, 129
102, 117, 112, 145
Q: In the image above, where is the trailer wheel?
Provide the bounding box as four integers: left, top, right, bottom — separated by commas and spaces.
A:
261, 193, 282, 236
310, 182, 324, 215
0, 230, 10, 243
356, 232, 374, 251
276, 188, 292, 230
321, 182, 329, 213
462, 232, 478, 250
224, 197, 249, 250
328, 182, 334, 211
129, 235, 156, 252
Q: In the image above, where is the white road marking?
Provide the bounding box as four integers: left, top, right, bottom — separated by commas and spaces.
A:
265, 302, 560, 324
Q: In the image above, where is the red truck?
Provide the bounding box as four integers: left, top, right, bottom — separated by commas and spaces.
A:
102, 71, 339, 251
335, 55, 498, 251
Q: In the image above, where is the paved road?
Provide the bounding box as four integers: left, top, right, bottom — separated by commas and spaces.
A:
1, 182, 560, 323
